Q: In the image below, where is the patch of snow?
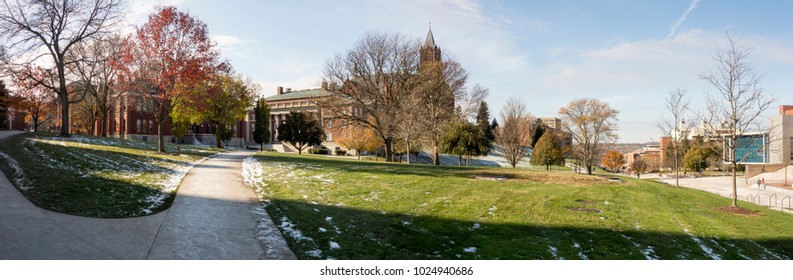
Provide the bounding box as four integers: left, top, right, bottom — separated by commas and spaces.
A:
329, 241, 340, 250
402, 220, 412, 226
319, 227, 327, 233
603, 200, 610, 205
306, 249, 322, 258
141, 155, 212, 214
0, 152, 29, 190
620, 234, 658, 260
278, 217, 313, 242
572, 242, 589, 260
749, 240, 783, 260
463, 247, 477, 253
683, 228, 721, 260
487, 205, 497, 216
325, 217, 333, 222
470, 223, 481, 231
548, 245, 563, 260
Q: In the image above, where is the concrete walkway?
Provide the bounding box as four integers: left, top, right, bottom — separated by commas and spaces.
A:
0, 132, 294, 259
660, 176, 793, 213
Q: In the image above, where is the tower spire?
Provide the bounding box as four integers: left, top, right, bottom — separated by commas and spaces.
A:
424, 23, 436, 49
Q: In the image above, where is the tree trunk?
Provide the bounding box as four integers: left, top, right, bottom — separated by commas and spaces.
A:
674, 146, 680, 187
731, 163, 738, 207
406, 139, 411, 164
357, 151, 360, 160
433, 142, 440, 166
215, 127, 222, 149
385, 138, 393, 162
57, 64, 70, 137
157, 123, 166, 153
100, 117, 108, 137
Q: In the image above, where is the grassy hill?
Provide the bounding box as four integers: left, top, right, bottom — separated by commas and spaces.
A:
0, 132, 220, 218
243, 152, 793, 260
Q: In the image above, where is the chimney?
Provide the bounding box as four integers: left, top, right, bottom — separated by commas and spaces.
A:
277, 86, 283, 95
286, 88, 291, 93
321, 80, 328, 90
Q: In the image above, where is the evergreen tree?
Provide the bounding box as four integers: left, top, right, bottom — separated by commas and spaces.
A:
476, 101, 494, 141
530, 131, 565, 171
441, 118, 488, 166
252, 98, 270, 151
530, 124, 545, 148
490, 118, 498, 135
277, 111, 325, 155
0, 80, 8, 130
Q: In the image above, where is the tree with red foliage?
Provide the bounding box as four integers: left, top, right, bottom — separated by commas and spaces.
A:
8, 78, 58, 132
118, 6, 220, 153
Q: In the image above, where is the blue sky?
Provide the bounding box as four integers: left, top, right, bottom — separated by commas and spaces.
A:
127, 0, 793, 143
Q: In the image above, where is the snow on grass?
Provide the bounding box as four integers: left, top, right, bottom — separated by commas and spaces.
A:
140, 155, 211, 214
329, 241, 341, 250
487, 205, 497, 216
469, 223, 480, 231
306, 249, 322, 258
547, 245, 563, 260
683, 228, 721, 260
572, 242, 589, 260
463, 247, 477, 253
749, 240, 783, 260
620, 233, 658, 260
319, 227, 327, 233
0, 151, 29, 190
279, 216, 314, 242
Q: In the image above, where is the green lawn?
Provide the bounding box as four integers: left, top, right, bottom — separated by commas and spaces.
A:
244, 152, 793, 260
0, 132, 221, 218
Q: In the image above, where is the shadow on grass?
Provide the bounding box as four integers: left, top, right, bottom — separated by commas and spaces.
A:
265, 198, 793, 260
0, 132, 211, 218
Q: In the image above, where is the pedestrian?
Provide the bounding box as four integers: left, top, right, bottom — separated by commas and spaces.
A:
762, 178, 766, 190
757, 179, 761, 189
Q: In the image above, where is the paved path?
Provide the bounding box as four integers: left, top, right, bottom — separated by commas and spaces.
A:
147, 151, 295, 259
660, 176, 793, 213
0, 132, 294, 259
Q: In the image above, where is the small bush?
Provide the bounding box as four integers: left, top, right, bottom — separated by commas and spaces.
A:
309, 148, 329, 155
335, 150, 347, 156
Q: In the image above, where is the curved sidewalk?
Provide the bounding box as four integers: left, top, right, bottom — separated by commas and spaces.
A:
147, 150, 295, 259
0, 134, 294, 259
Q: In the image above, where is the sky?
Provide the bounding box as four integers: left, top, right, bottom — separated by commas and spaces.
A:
124, 0, 793, 143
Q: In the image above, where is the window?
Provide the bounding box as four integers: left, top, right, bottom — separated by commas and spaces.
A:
327, 132, 332, 141
136, 120, 142, 133
149, 120, 154, 133
136, 97, 142, 112
326, 120, 332, 129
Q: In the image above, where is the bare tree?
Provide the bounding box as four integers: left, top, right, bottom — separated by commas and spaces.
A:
700, 33, 777, 208
658, 88, 690, 187
417, 57, 468, 165
66, 35, 124, 137
0, 0, 124, 137
495, 97, 533, 168
321, 32, 423, 162
559, 98, 619, 175
456, 84, 488, 122
394, 92, 424, 164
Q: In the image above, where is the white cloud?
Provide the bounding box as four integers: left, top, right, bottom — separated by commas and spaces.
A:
666, 0, 701, 39
123, 0, 191, 32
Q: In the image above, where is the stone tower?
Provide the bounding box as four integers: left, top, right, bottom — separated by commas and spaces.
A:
420, 26, 441, 66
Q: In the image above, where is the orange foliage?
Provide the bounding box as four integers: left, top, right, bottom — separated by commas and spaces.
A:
601, 150, 625, 172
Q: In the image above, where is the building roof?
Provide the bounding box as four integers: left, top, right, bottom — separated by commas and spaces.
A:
424, 27, 436, 49
264, 88, 332, 102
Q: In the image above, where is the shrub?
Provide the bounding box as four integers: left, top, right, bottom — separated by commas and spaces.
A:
309, 148, 329, 155
335, 150, 347, 156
